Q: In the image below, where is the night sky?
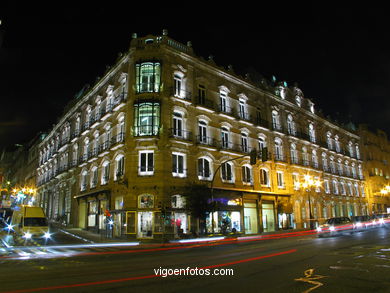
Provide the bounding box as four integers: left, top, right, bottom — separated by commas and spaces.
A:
1, 3, 390, 149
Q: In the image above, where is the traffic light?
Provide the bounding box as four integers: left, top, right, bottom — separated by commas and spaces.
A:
250, 150, 257, 165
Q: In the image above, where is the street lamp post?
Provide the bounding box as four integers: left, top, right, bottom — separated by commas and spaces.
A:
301, 175, 321, 230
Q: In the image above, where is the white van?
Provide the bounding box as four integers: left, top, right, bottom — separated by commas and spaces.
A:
11, 205, 50, 239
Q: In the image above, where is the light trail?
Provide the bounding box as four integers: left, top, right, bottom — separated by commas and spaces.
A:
1, 249, 297, 293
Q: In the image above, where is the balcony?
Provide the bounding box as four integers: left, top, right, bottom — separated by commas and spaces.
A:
169, 128, 193, 142
195, 135, 218, 148
171, 87, 192, 103
110, 132, 125, 150
194, 96, 215, 112
112, 92, 127, 111
272, 122, 283, 133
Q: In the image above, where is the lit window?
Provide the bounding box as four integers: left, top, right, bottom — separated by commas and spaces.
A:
101, 161, 110, 184
135, 62, 161, 93
198, 120, 208, 144
90, 166, 98, 188
134, 102, 160, 136
221, 127, 230, 149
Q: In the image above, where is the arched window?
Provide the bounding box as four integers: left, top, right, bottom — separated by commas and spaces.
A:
173, 111, 184, 138
272, 110, 281, 131
308, 123, 316, 143
274, 138, 283, 161
241, 133, 249, 153
101, 160, 110, 185
198, 120, 208, 144
287, 114, 296, 135
322, 153, 328, 172
302, 147, 309, 166
295, 96, 301, 107
241, 165, 252, 184
334, 135, 340, 152
260, 168, 270, 186
221, 127, 230, 149
90, 166, 98, 188
80, 169, 88, 191
198, 157, 212, 180
312, 150, 318, 168
290, 143, 298, 164
221, 161, 234, 182
327, 132, 333, 150
115, 154, 125, 180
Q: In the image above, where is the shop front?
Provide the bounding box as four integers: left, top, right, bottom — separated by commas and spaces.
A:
75, 190, 110, 234
206, 193, 243, 234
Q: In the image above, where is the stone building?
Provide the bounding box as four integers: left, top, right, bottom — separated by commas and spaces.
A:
36, 31, 366, 240
358, 125, 390, 214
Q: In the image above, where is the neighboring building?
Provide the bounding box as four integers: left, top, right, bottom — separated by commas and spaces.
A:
36, 31, 366, 240
358, 125, 390, 214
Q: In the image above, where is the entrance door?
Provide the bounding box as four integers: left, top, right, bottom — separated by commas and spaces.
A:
138, 212, 153, 238
244, 202, 258, 234
262, 203, 275, 232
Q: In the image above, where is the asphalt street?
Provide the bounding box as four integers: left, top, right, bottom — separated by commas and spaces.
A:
1, 227, 390, 293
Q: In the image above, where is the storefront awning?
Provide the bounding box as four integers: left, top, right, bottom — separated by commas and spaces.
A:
73, 189, 110, 199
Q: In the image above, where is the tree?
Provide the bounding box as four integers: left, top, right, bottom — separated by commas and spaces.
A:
182, 183, 214, 235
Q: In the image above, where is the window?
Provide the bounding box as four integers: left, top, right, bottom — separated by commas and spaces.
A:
292, 173, 300, 190
197, 84, 206, 105
91, 166, 98, 188
287, 114, 296, 135
348, 182, 353, 196
139, 194, 154, 208
332, 180, 339, 195
348, 141, 354, 157
272, 110, 281, 131
335, 136, 340, 152
258, 136, 267, 151
172, 153, 186, 177
277, 171, 284, 188
354, 183, 360, 196
241, 133, 249, 153
139, 151, 154, 175
198, 157, 211, 180
324, 180, 330, 194
242, 165, 252, 184
314, 176, 320, 192
312, 150, 318, 168
355, 144, 360, 159
260, 168, 270, 186
101, 161, 110, 184
219, 91, 228, 112
221, 162, 234, 182
221, 127, 230, 149
80, 170, 88, 191
290, 143, 298, 164
327, 132, 333, 150
134, 102, 160, 136
337, 159, 343, 175
330, 157, 336, 173
239, 99, 247, 120
302, 147, 309, 166
322, 153, 328, 172
115, 155, 125, 180
274, 138, 283, 161
174, 74, 183, 97
308, 123, 316, 143
198, 120, 208, 144
173, 112, 184, 138
340, 182, 346, 195
135, 62, 161, 93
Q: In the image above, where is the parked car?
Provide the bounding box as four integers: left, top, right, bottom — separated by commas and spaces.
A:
351, 215, 371, 231
317, 217, 353, 237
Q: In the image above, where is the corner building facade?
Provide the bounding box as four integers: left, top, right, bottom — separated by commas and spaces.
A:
36, 32, 367, 240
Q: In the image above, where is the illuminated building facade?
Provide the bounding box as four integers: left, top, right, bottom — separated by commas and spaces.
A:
36, 31, 367, 239
358, 125, 390, 214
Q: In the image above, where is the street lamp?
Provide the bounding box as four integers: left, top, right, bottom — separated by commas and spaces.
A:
300, 175, 321, 230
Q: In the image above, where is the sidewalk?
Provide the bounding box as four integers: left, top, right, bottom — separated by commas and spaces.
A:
58, 226, 312, 245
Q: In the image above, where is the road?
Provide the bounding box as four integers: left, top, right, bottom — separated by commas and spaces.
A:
1, 227, 390, 293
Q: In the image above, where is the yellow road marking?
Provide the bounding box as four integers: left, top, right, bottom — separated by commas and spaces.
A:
295, 268, 327, 293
